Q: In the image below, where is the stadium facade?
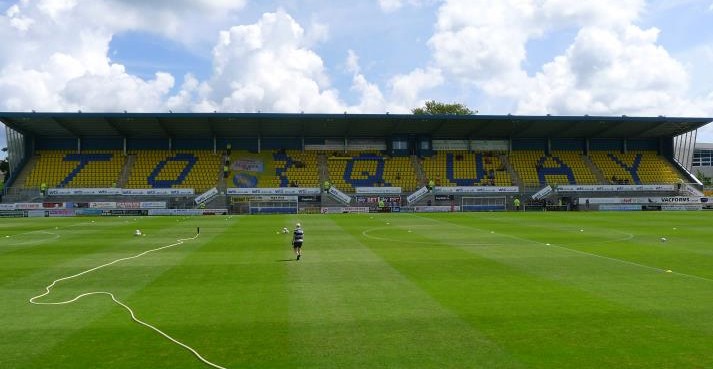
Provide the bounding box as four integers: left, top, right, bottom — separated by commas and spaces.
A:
1, 112, 711, 215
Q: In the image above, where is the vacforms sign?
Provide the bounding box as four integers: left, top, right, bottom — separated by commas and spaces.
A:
580, 197, 710, 204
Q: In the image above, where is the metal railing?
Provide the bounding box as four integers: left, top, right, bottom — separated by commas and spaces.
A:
2, 186, 40, 202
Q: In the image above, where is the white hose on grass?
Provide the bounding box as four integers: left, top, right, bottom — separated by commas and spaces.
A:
29, 233, 229, 369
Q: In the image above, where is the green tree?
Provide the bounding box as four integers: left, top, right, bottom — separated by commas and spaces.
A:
412, 100, 476, 115
696, 170, 711, 186
1, 147, 8, 183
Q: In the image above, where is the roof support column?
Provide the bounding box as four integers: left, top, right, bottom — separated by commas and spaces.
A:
623, 139, 627, 154
344, 137, 348, 153
77, 137, 81, 154
301, 136, 305, 151
546, 137, 551, 155
508, 137, 512, 153
585, 138, 589, 156
213, 135, 217, 155
258, 135, 261, 153
123, 137, 127, 156
168, 137, 172, 151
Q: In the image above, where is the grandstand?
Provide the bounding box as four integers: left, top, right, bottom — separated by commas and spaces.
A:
274, 150, 321, 188
25, 150, 124, 188
421, 150, 511, 187
325, 151, 419, 192
590, 150, 684, 185
510, 150, 598, 187
0, 112, 710, 212
126, 150, 220, 192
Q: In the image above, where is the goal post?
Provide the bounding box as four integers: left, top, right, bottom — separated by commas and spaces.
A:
248, 200, 299, 215
461, 196, 506, 212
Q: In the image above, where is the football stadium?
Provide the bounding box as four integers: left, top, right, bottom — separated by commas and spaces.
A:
2, 112, 713, 368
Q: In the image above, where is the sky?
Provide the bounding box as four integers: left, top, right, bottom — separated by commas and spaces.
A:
1, 0, 713, 159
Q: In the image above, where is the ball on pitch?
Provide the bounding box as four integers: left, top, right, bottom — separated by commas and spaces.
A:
282, 227, 289, 234
660, 237, 667, 242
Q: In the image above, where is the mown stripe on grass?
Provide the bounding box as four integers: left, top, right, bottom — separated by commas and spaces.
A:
405, 213, 713, 368
351, 213, 713, 369
3, 217, 225, 369
283, 215, 526, 369
439, 213, 713, 335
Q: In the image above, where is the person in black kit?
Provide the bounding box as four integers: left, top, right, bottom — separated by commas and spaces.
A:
293, 223, 304, 260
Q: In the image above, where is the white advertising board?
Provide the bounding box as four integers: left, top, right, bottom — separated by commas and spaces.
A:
327, 187, 352, 204
122, 188, 195, 196
559, 184, 675, 192
580, 197, 709, 205
139, 201, 167, 209
434, 186, 518, 194
89, 202, 117, 209
194, 187, 219, 204
320, 207, 370, 214
355, 187, 401, 194
414, 206, 461, 213
407, 186, 430, 204
227, 188, 321, 196
47, 188, 123, 196
15, 203, 43, 210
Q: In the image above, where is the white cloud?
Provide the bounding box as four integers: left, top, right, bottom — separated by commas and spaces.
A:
517, 25, 692, 116
427, 0, 647, 95
388, 68, 444, 111
378, 0, 404, 12
428, 0, 537, 96
343, 51, 444, 113
1, 0, 710, 145
76, 0, 248, 43
1, 1, 441, 117
37, 0, 77, 20
540, 0, 645, 29
182, 12, 440, 114
0, 0, 239, 112
192, 10, 345, 113
62, 68, 174, 112
346, 49, 361, 74
378, 0, 430, 12
427, 0, 713, 123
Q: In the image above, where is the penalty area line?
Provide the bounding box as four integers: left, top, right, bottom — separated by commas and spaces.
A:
28, 233, 229, 369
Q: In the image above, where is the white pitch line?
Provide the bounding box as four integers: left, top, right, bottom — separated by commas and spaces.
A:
29, 233, 229, 369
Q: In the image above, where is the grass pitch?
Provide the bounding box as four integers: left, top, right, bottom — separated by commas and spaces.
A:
1, 212, 713, 368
